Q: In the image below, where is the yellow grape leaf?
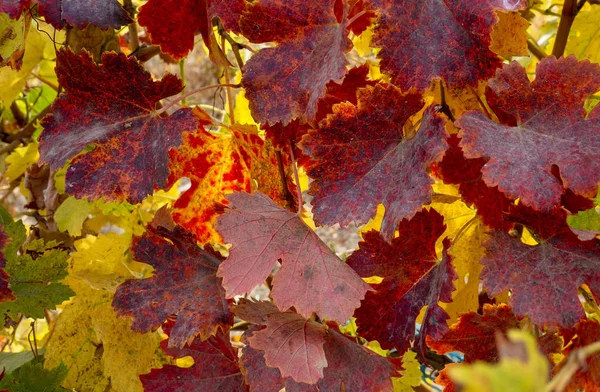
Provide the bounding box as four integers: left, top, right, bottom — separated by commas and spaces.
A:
353, 25, 374, 57
234, 90, 258, 126
392, 351, 422, 392
432, 182, 484, 323
427, 82, 486, 124
0, 28, 47, 107
567, 4, 600, 63
44, 281, 163, 392
449, 330, 549, 392
4, 142, 38, 182
0, 12, 30, 69
69, 233, 148, 290
54, 196, 92, 236
169, 123, 293, 243
490, 11, 529, 59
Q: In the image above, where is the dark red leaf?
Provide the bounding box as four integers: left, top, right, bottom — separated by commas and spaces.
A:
481, 230, 600, 328
302, 84, 448, 240
138, 0, 244, 59
141, 325, 247, 392
112, 224, 232, 348
241, 324, 398, 391
458, 56, 600, 211
0, 0, 131, 29
235, 300, 327, 384
216, 191, 370, 323
38, 49, 198, 203
240, 0, 352, 125
347, 209, 457, 356
427, 304, 520, 363
371, 0, 521, 90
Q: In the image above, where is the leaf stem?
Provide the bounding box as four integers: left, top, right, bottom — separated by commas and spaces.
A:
221, 35, 236, 124
347, 10, 367, 29
289, 140, 303, 216
155, 83, 241, 116
527, 39, 548, 60
552, 0, 578, 58
123, 0, 139, 52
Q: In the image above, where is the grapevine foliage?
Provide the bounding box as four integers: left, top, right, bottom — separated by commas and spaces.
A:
0, 0, 600, 391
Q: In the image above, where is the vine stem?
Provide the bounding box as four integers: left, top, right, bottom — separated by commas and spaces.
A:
289, 140, 303, 216
155, 83, 241, 116
546, 340, 600, 392
552, 0, 577, 58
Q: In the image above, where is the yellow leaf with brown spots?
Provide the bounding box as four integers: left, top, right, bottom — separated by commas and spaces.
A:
491, 11, 530, 60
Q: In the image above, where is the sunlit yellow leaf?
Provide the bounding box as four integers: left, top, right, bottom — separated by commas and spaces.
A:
54, 196, 92, 236
392, 350, 422, 392
4, 142, 38, 182
44, 280, 164, 392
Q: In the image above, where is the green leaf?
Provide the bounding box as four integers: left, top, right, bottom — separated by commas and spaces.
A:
54, 196, 92, 236
0, 348, 46, 374
0, 357, 67, 392
0, 240, 74, 319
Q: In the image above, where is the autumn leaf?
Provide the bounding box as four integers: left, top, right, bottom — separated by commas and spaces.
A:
241, 323, 398, 391
480, 230, 600, 328
216, 191, 370, 323
112, 224, 232, 348
0, 0, 131, 29
302, 84, 448, 240
168, 122, 294, 244
141, 321, 247, 392
235, 300, 328, 384
0, 11, 30, 70
0, 225, 11, 302
347, 209, 457, 356
370, 0, 525, 91
38, 49, 198, 203
138, 0, 244, 59
554, 320, 600, 392
428, 304, 520, 363
240, 0, 352, 125
44, 280, 163, 392
448, 330, 549, 392
457, 56, 600, 211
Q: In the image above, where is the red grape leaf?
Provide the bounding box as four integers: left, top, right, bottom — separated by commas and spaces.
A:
235, 300, 327, 384
168, 123, 295, 244
346, 209, 457, 356
216, 191, 370, 323
371, 0, 521, 90
38, 49, 198, 203
555, 320, 600, 392
457, 56, 600, 211
427, 304, 520, 363
263, 65, 375, 161
240, 0, 352, 125
481, 230, 600, 328
112, 224, 232, 348
141, 322, 247, 392
0, 0, 131, 29
0, 226, 12, 302
241, 325, 398, 391
138, 0, 244, 59
302, 84, 448, 240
